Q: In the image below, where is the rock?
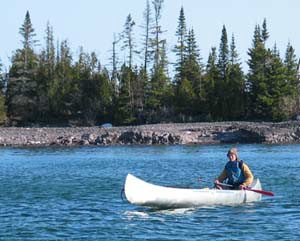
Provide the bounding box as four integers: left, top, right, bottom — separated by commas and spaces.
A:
0, 121, 299, 147
81, 133, 97, 144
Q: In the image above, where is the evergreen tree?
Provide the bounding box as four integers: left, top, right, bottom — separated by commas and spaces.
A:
35, 50, 49, 121
6, 11, 39, 125
261, 18, 269, 44
253, 24, 262, 48
174, 6, 187, 85
176, 77, 195, 121
216, 25, 229, 120
121, 14, 137, 69
181, 28, 203, 118
184, 29, 203, 92
3, 11, 299, 125
110, 33, 121, 95
0, 60, 7, 124
141, 0, 154, 73
144, 0, 171, 123
75, 47, 93, 123
48, 40, 77, 121
217, 25, 229, 80
114, 64, 136, 125
203, 47, 219, 120
247, 20, 291, 121
246, 23, 268, 119
19, 11, 38, 66
146, 40, 172, 123
226, 34, 245, 120
284, 42, 299, 93
263, 46, 287, 120
280, 42, 300, 117
135, 67, 147, 122
45, 22, 56, 79
151, 0, 164, 71
229, 34, 239, 65
98, 67, 114, 123
35, 22, 56, 122
79, 49, 113, 124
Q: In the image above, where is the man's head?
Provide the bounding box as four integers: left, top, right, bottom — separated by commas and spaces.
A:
227, 148, 238, 161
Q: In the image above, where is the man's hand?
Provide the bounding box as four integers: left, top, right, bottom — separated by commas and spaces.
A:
239, 184, 246, 190
214, 180, 223, 190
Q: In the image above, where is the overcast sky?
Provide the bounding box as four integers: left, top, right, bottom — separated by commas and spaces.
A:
1, 0, 299, 73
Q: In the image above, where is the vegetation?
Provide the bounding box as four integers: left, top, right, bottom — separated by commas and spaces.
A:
0, 6, 299, 126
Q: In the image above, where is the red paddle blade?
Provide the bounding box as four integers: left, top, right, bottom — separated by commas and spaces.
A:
245, 187, 274, 196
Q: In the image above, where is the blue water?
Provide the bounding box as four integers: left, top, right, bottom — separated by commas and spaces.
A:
0, 144, 299, 240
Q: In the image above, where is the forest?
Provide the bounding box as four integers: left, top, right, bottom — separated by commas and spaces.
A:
0, 0, 299, 126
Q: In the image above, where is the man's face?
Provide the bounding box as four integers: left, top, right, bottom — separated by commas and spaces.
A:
228, 153, 236, 162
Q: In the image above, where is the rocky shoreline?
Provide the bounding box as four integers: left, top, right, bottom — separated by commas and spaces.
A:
0, 121, 299, 147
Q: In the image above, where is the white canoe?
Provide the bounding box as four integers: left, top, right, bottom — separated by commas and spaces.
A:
124, 173, 262, 208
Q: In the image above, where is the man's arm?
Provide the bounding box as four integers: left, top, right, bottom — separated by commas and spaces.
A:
217, 168, 227, 183
241, 163, 254, 186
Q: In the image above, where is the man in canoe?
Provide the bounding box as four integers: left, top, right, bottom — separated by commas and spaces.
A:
214, 148, 253, 190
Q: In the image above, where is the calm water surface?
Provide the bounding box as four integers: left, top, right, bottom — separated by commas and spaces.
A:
0, 144, 299, 240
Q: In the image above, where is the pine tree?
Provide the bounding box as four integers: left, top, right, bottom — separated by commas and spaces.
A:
217, 25, 229, 80
0, 59, 7, 124
261, 18, 269, 44
246, 24, 268, 119
121, 14, 137, 69
147, 40, 172, 123
203, 47, 219, 120
135, 67, 147, 122
151, 0, 164, 71
253, 24, 262, 48
216, 25, 229, 120
35, 22, 56, 122
263, 46, 287, 120
75, 47, 93, 123
246, 19, 291, 121
45, 22, 56, 79
177, 77, 195, 120
184, 29, 203, 92
226, 34, 245, 120
280, 42, 300, 117
6, 11, 39, 125
141, 0, 154, 73
48, 40, 76, 121
114, 64, 136, 125
19, 11, 38, 67
181, 28, 203, 117
284, 42, 299, 93
145, 0, 171, 123
229, 34, 239, 65
110, 33, 121, 96
174, 6, 187, 85
79, 56, 113, 125
98, 67, 114, 123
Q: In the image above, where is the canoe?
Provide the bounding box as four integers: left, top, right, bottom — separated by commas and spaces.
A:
124, 173, 262, 208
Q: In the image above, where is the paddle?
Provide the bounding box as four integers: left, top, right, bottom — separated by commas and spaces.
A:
217, 182, 274, 196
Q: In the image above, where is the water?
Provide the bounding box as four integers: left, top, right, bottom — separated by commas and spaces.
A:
0, 144, 299, 240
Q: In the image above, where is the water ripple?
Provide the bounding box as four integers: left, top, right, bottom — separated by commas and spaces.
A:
0, 144, 299, 240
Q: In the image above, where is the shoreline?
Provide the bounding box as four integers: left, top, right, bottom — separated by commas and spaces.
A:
0, 121, 299, 147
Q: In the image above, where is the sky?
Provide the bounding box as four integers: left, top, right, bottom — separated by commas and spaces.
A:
1, 0, 299, 74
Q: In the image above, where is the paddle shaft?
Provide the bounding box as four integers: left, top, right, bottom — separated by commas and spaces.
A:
217, 182, 274, 196
244, 187, 274, 196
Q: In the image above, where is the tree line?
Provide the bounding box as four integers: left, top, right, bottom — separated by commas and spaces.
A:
0, 1, 299, 126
